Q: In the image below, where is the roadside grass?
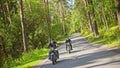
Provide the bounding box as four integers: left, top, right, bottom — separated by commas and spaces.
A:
13, 48, 49, 68
2, 33, 70, 68
13, 34, 69, 68
12, 35, 67, 68
81, 26, 120, 49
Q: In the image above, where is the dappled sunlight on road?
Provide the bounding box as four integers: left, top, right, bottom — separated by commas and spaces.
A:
33, 33, 120, 68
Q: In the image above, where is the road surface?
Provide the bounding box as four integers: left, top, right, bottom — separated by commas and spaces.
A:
33, 33, 120, 68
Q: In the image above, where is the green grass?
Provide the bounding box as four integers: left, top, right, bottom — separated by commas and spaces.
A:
2, 34, 67, 68
13, 34, 68, 68
12, 48, 49, 68
81, 25, 120, 49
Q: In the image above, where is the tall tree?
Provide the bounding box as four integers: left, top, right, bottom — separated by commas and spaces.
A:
44, 0, 52, 40
58, 0, 67, 35
6, 0, 12, 24
83, 0, 93, 32
89, 0, 99, 37
101, 0, 108, 31
19, 0, 28, 52
114, 0, 120, 29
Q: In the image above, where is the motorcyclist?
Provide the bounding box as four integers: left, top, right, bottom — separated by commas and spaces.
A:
48, 39, 59, 59
65, 37, 73, 50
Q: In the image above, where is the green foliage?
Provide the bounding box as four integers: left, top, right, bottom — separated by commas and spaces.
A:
0, 0, 120, 68
73, 0, 120, 49
85, 26, 120, 48
1, 48, 48, 68
14, 48, 48, 68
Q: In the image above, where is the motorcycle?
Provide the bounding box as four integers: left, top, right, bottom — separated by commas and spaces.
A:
66, 42, 72, 54
49, 47, 58, 65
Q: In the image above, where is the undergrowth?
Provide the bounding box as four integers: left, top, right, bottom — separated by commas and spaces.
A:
81, 26, 120, 48
1, 48, 49, 68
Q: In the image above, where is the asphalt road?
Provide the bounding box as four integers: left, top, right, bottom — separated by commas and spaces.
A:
33, 33, 120, 68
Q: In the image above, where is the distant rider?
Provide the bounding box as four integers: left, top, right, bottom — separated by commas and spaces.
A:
65, 37, 73, 50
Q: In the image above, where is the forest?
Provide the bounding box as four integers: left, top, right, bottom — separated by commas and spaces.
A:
0, 0, 120, 68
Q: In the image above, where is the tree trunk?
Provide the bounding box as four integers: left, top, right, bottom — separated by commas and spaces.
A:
19, 0, 28, 52
92, 21, 99, 37
84, 0, 93, 32
92, 10, 99, 37
88, 11, 93, 32
44, 0, 52, 40
114, 0, 120, 29
6, 1, 12, 24
101, 4, 108, 31
90, 0, 99, 37
59, 1, 66, 35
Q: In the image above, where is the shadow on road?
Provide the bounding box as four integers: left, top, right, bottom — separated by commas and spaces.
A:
33, 33, 120, 68
33, 48, 120, 68
87, 60, 120, 68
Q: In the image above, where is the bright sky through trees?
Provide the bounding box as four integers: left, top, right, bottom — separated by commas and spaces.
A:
66, 0, 75, 11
